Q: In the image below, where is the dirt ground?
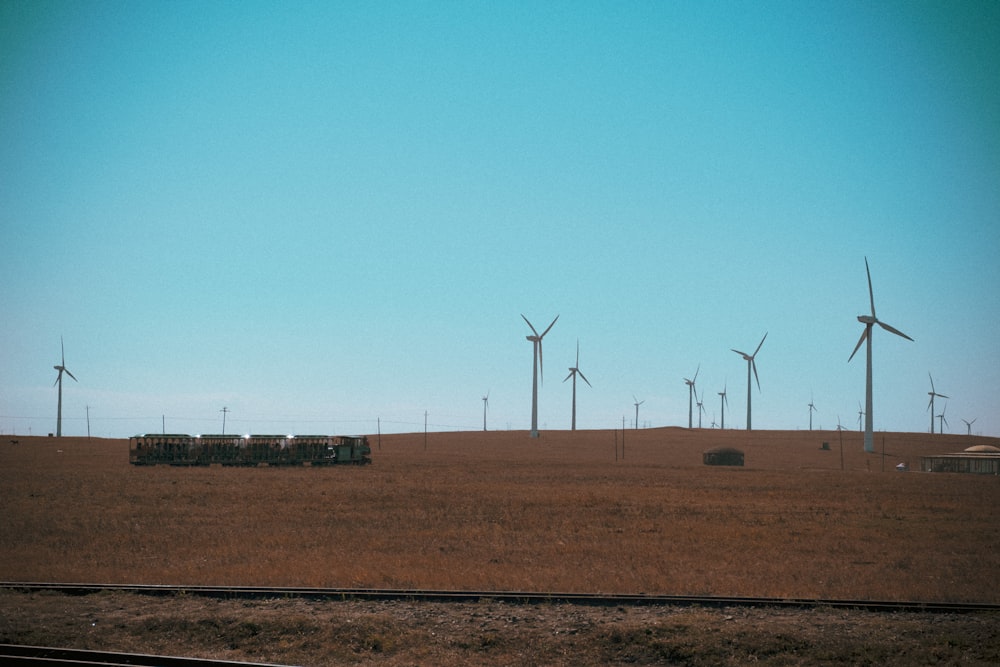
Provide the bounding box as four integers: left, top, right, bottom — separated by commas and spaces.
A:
3, 430, 999, 664
2, 590, 999, 666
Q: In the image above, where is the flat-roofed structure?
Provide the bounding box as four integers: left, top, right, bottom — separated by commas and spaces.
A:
920, 445, 1000, 475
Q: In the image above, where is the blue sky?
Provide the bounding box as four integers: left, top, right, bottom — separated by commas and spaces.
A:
2, 1, 998, 438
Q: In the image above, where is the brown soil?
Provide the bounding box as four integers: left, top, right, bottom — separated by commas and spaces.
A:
2, 428, 998, 664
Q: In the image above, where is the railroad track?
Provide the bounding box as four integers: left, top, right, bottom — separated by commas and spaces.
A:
0, 643, 289, 666
3, 581, 998, 614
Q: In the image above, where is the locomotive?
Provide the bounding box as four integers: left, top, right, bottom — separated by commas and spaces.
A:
129, 433, 371, 466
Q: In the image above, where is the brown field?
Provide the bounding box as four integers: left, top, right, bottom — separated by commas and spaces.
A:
2, 428, 999, 665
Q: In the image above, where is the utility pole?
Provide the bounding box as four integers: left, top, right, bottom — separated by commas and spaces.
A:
86, 405, 91, 439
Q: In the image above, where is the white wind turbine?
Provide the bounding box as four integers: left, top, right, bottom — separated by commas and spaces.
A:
563, 340, 591, 431
632, 395, 644, 430
481, 391, 489, 432
717, 384, 728, 430
848, 257, 913, 453
684, 364, 699, 428
807, 394, 817, 431
927, 373, 948, 434
52, 336, 77, 438
962, 418, 977, 436
522, 314, 558, 438
696, 390, 706, 428
857, 402, 865, 432
936, 403, 949, 434
732, 332, 767, 431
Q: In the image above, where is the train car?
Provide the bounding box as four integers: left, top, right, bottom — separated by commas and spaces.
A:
129, 433, 372, 466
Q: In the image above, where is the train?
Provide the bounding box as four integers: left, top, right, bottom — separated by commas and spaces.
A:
129, 433, 372, 466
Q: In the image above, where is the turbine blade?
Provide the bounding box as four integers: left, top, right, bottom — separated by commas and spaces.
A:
61, 336, 65, 365
938, 393, 950, 399
538, 341, 544, 384
578, 370, 592, 387
731, 348, 748, 357
53, 371, 61, 387
877, 320, 914, 341
693, 364, 700, 382
864, 257, 876, 318
752, 359, 760, 391
563, 370, 573, 383
753, 332, 767, 357
575, 339, 580, 367
64, 369, 77, 382
540, 314, 559, 338
521, 314, 539, 337
929, 372, 935, 393
848, 327, 868, 362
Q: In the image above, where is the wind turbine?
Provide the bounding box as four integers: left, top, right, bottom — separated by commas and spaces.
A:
807, 393, 817, 431
563, 340, 591, 431
696, 390, 706, 428
936, 403, 949, 434
684, 364, 699, 428
848, 257, 913, 453
927, 373, 948, 434
52, 336, 77, 438
481, 391, 489, 432
632, 395, 644, 430
717, 384, 728, 429
857, 402, 865, 432
522, 314, 558, 438
731, 332, 766, 431
962, 418, 977, 436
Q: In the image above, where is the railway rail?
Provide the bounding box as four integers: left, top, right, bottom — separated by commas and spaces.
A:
3, 582, 998, 614
0, 644, 290, 666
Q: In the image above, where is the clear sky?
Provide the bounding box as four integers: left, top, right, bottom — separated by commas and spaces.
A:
2, 1, 998, 439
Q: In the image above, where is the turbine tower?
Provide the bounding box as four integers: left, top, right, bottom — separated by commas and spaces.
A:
52, 336, 77, 438
848, 257, 913, 453
731, 332, 766, 431
927, 373, 948, 434
808, 394, 817, 431
962, 418, 977, 436
632, 395, 644, 430
481, 391, 489, 432
522, 314, 558, 438
684, 364, 699, 428
717, 384, 728, 429
563, 340, 591, 431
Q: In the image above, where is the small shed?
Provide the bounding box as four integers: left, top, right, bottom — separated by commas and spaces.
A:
703, 446, 744, 467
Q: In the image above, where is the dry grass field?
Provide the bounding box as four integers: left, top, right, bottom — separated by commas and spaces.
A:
2, 428, 999, 664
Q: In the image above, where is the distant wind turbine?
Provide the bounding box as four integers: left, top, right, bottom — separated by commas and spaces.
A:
857, 402, 865, 432
696, 390, 706, 428
937, 403, 949, 434
684, 365, 699, 428
732, 332, 767, 431
848, 257, 913, 453
52, 336, 77, 438
481, 391, 489, 432
717, 384, 728, 430
632, 395, 644, 430
563, 340, 591, 431
522, 314, 558, 438
927, 373, 948, 434
808, 393, 817, 431
962, 418, 977, 436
